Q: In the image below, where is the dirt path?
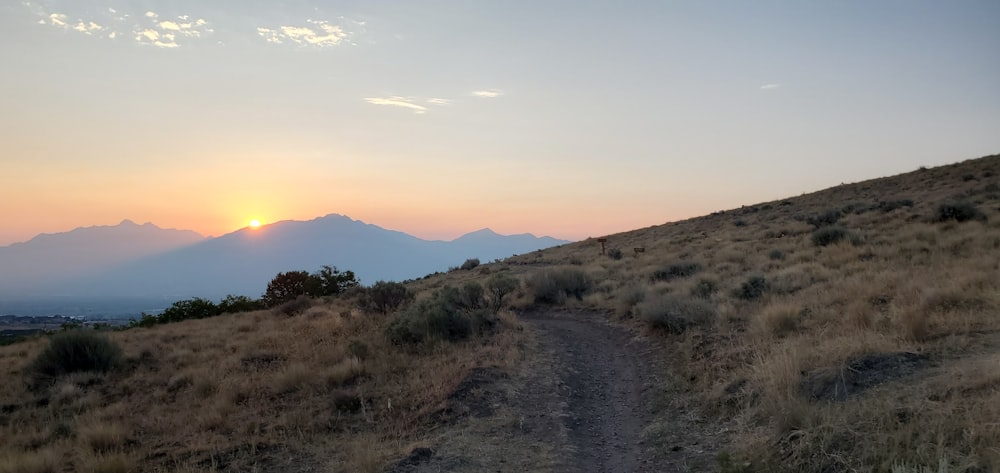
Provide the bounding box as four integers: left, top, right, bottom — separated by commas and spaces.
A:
392, 311, 722, 473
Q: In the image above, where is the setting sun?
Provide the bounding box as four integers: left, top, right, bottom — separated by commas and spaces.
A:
248, 219, 261, 228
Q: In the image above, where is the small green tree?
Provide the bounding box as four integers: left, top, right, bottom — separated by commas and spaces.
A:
263, 271, 315, 307
314, 265, 360, 296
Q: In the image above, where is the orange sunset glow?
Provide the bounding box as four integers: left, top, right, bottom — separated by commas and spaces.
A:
1, 1, 997, 247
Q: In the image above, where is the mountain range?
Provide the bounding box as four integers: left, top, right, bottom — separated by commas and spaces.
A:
0, 214, 568, 316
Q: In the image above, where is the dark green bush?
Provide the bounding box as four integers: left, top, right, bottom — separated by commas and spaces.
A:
768, 249, 785, 260
806, 209, 842, 228
460, 258, 481, 270
737, 275, 769, 301
607, 248, 624, 260
935, 201, 986, 223
877, 199, 914, 212
638, 295, 716, 334
27, 330, 123, 386
652, 262, 702, 282
691, 278, 719, 299
218, 294, 264, 314
528, 268, 592, 304
159, 297, 220, 323
347, 339, 370, 360
812, 225, 850, 247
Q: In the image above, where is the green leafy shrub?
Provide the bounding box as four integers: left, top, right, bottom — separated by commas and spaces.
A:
652, 262, 702, 282
27, 330, 123, 387
638, 295, 716, 333
737, 275, 769, 301
527, 268, 592, 304
460, 258, 481, 270
359, 281, 413, 314
218, 294, 264, 314
935, 201, 986, 223
159, 298, 220, 323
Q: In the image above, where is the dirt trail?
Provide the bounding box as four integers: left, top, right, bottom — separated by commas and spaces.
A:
393, 311, 721, 473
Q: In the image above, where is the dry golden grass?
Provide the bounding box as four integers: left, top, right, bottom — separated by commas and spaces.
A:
497, 154, 1000, 471
0, 294, 526, 471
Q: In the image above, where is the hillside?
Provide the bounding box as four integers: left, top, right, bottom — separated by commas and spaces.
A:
0, 154, 997, 472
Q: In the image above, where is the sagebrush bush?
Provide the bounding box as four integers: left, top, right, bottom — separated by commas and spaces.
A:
460, 258, 480, 270
385, 283, 493, 344
528, 268, 591, 304
359, 281, 412, 314
691, 278, 719, 299
806, 209, 842, 228
812, 225, 850, 247
651, 262, 702, 282
638, 295, 716, 333
275, 295, 313, 316
27, 330, 123, 386
768, 249, 785, 260
485, 273, 519, 313
737, 275, 769, 300
607, 248, 623, 260
935, 201, 986, 223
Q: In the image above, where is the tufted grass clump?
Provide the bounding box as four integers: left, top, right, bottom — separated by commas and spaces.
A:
27, 330, 124, 387
528, 268, 592, 304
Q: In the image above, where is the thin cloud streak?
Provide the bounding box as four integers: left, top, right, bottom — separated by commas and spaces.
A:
472, 89, 502, 98
364, 97, 427, 114
759, 83, 781, 90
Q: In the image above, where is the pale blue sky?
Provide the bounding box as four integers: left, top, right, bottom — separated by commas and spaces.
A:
1, 0, 998, 245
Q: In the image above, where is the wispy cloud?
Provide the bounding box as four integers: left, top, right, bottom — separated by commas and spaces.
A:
427, 98, 451, 105
27, 4, 210, 47
134, 11, 212, 48
759, 83, 781, 90
364, 97, 428, 114
472, 89, 503, 98
257, 19, 349, 47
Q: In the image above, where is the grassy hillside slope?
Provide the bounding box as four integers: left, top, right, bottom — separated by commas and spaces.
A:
1, 153, 997, 472
488, 153, 1000, 472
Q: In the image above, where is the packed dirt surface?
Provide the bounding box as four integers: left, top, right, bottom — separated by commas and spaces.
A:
393, 311, 723, 473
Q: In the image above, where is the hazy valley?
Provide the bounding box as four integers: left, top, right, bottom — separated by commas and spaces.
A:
0, 214, 566, 317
